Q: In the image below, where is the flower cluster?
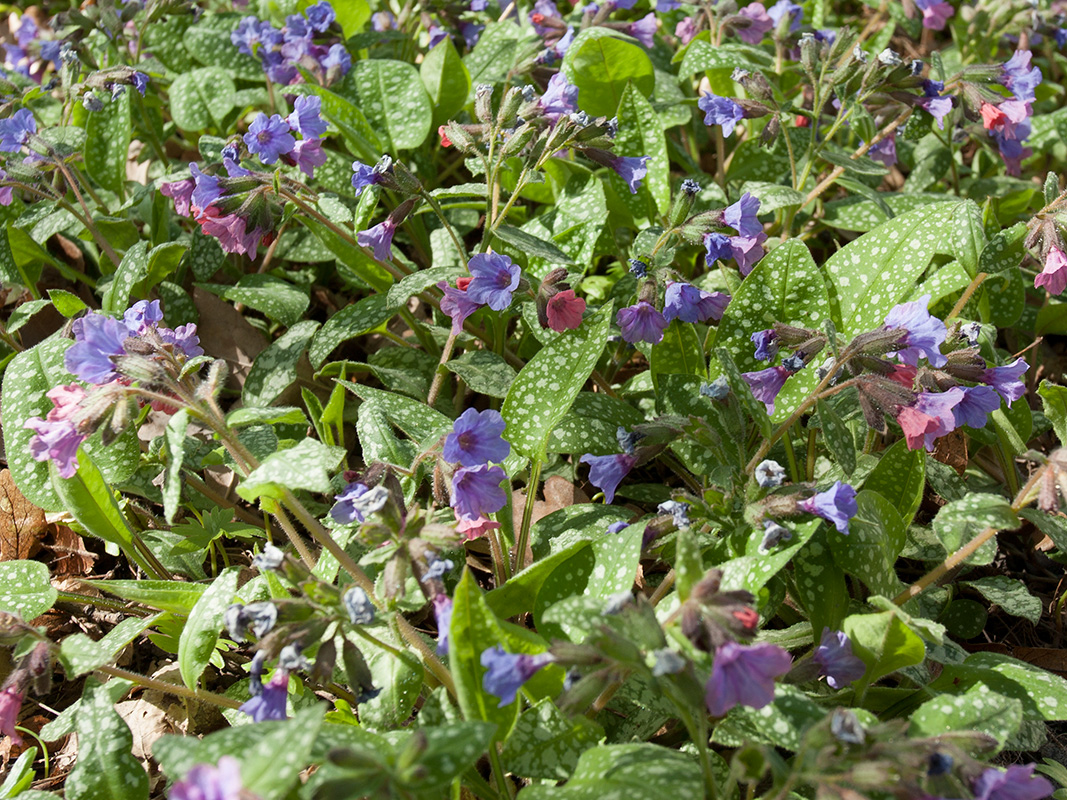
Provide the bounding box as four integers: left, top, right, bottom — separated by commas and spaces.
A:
703, 192, 768, 275
231, 1, 350, 86
976, 50, 1042, 176
436, 252, 523, 334
443, 408, 510, 534
243, 97, 328, 177
3, 15, 61, 82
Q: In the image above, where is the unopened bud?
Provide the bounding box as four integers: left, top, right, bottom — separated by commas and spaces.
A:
474, 84, 494, 123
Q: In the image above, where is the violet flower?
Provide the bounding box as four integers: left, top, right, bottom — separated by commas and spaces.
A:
952, 385, 1001, 429
0, 108, 36, 152
913, 0, 954, 30
706, 641, 792, 716
921, 94, 953, 130
306, 1, 336, 32
663, 282, 729, 323
358, 218, 398, 262
123, 299, 164, 335
812, 628, 865, 689
629, 13, 658, 48
798, 481, 858, 535
198, 208, 265, 256
1001, 50, 1042, 102
580, 453, 637, 504
0, 169, 12, 206
66, 313, 127, 384
25, 415, 86, 479
161, 178, 195, 217
240, 668, 289, 722
481, 646, 555, 706
539, 73, 579, 121
611, 155, 650, 194
882, 294, 947, 367
451, 464, 507, 520
751, 329, 779, 361
1037, 246, 1067, 295
699, 93, 744, 137
188, 163, 224, 215
982, 358, 1028, 404
617, 301, 668, 344
169, 756, 245, 800
704, 232, 733, 266
767, 0, 802, 32
351, 159, 386, 197
158, 324, 205, 359
443, 408, 510, 466
291, 138, 327, 177
742, 365, 791, 414
675, 17, 699, 44
244, 113, 296, 164
735, 3, 774, 44
437, 279, 484, 334
467, 253, 521, 311
973, 764, 1053, 800
730, 233, 768, 275
321, 43, 351, 74
867, 132, 897, 167
331, 482, 376, 524
897, 389, 963, 452
287, 95, 328, 139
434, 594, 453, 655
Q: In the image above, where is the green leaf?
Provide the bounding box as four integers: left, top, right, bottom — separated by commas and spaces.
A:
349, 60, 432, 151
339, 381, 452, 442
310, 294, 397, 368
519, 744, 703, 800
713, 684, 826, 751
358, 636, 423, 729
421, 38, 470, 127
902, 134, 952, 193
85, 89, 130, 196
48, 288, 88, 318
243, 320, 320, 407
909, 686, 1022, 750
463, 21, 527, 93
829, 490, 905, 598
409, 721, 496, 790
502, 304, 610, 460
1039, 380, 1067, 446
211, 274, 309, 327
445, 350, 517, 399
102, 240, 149, 316
163, 409, 189, 525
385, 265, 463, 308
235, 438, 346, 502
168, 67, 235, 131
178, 566, 240, 690
820, 149, 889, 177
677, 38, 773, 74
66, 682, 149, 800
503, 698, 604, 779
979, 222, 1026, 274
824, 201, 960, 335
59, 615, 158, 678
241, 707, 325, 800
5, 299, 48, 334
710, 239, 829, 421
562, 28, 655, 118
816, 398, 855, 477
792, 527, 850, 637
962, 576, 1042, 625
739, 181, 805, 214
650, 320, 704, 388
86, 579, 207, 615
718, 519, 819, 598
842, 608, 925, 686
932, 493, 1019, 553
932, 652, 1067, 722
182, 12, 264, 80
530, 504, 632, 560
714, 348, 771, 439
0, 747, 38, 797
863, 438, 926, 527
0, 560, 56, 621
612, 82, 670, 217
493, 224, 575, 265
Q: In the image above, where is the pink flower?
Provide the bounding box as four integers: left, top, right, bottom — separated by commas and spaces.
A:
914, 0, 954, 30
1037, 246, 1067, 295
546, 289, 586, 331
735, 3, 774, 44
455, 513, 501, 541
0, 686, 23, 745
197, 207, 264, 255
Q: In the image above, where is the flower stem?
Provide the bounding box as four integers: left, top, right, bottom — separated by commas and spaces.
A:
97, 665, 243, 709
513, 458, 543, 574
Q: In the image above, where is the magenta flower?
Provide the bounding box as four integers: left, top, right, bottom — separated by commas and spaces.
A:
882, 294, 947, 367
66, 313, 127, 384
287, 95, 328, 139
663, 282, 729, 323
812, 628, 865, 689
982, 358, 1028, 404
244, 113, 296, 165
481, 647, 555, 706
974, 765, 1053, 800
580, 453, 637, 504
611, 156, 650, 194
742, 365, 791, 414
723, 192, 763, 239
546, 289, 586, 331
1001, 50, 1042, 102
434, 594, 453, 656
539, 73, 579, 121
25, 416, 85, 478
169, 756, 245, 800
914, 0, 954, 30
291, 138, 327, 178
451, 464, 507, 520
443, 408, 510, 466
0, 108, 35, 152
240, 668, 289, 722
467, 253, 521, 311
617, 301, 668, 344
706, 642, 792, 716
454, 513, 501, 541
437, 279, 483, 334
675, 17, 699, 44
952, 385, 1001, 429
699, 93, 744, 137
161, 178, 195, 216
358, 218, 398, 262
735, 3, 774, 44
0, 686, 23, 745
1037, 246, 1067, 295
628, 13, 658, 48
798, 481, 858, 535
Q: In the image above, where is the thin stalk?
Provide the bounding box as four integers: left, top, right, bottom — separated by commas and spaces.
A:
513, 458, 543, 574
487, 527, 511, 589
947, 271, 988, 320
97, 665, 243, 709
487, 744, 515, 800
55, 589, 152, 615
420, 188, 469, 265
781, 426, 801, 483
273, 505, 319, 570
427, 331, 458, 408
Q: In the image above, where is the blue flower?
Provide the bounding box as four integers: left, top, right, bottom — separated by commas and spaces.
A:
243, 113, 296, 165
611, 155, 650, 194
481, 646, 554, 706
287, 95, 328, 139
331, 482, 383, 524
742, 365, 791, 414
437, 279, 484, 335
982, 358, 1028, 404
539, 73, 579, 121
798, 481, 858, 535
723, 192, 763, 238
628, 13, 658, 48
189, 163, 223, 213
812, 628, 865, 689
451, 464, 507, 520
607, 521, 630, 534
292, 138, 327, 178
751, 329, 779, 362
131, 72, 149, 96
882, 294, 947, 367
65, 313, 127, 384
974, 764, 1053, 800
358, 219, 398, 262
434, 594, 453, 655
306, 1, 336, 32
343, 586, 375, 625
617, 301, 668, 344
123, 300, 164, 335
0, 109, 36, 152
443, 408, 510, 466
704, 232, 733, 266
699, 93, 744, 137
663, 282, 729, 323
169, 757, 245, 800
240, 669, 289, 722
351, 159, 386, 196
321, 43, 351, 74
706, 642, 792, 717
580, 453, 637, 504
467, 253, 521, 311
952, 385, 1001, 429
1001, 50, 1042, 102
767, 0, 802, 31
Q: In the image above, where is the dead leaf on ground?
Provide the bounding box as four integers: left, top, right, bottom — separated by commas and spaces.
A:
192, 287, 269, 390
0, 469, 47, 561
47, 524, 96, 577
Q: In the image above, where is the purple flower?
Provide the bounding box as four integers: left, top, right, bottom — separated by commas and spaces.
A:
0, 108, 35, 152
131, 72, 149, 96
921, 95, 953, 130
427, 25, 450, 49
461, 22, 485, 47
913, 0, 954, 30
706, 642, 792, 716
351, 159, 387, 197
767, 0, 802, 32
161, 178, 195, 216
723, 193, 763, 239
1056, 28, 1067, 49
158, 324, 204, 359
451, 464, 507, 520
321, 43, 351, 74
169, 756, 245, 800
1001, 50, 1042, 102
973, 765, 1053, 800
189, 163, 223, 215
0, 169, 12, 206
66, 313, 127, 384
580, 453, 637, 504
287, 95, 327, 139
952, 385, 1001, 429
123, 300, 164, 335
704, 232, 733, 265
742, 365, 791, 414
331, 482, 375, 524
982, 358, 1028, 404
437, 280, 484, 334
897, 388, 964, 451
231, 17, 268, 56
26, 415, 86, 479
539, 73, 579, 121
882, 294, 947, 367
868, 132, 897, 167
735, 3, 774, 44
675, 17, 699, 44
812, 628, 865, 689
663, 282, 729, 323
358, 219, 398, 262
291, 138, 327, 177
240, 668, 289, 722
481, 646, 555, 706
198, 209, 266, 256
657, 0, 681, 10
306, 1, 336, 32
434, 594, 453, 655
611, 156, 650, 194
751, 329, 778, 361
699, 93, 744, 137
730, 233, 768, 275
628, 13, 658, 48
243, 113, 296, 165
443, 408, 510, 466
798, 481, 858, 535
607, 521, 630, 534
617, 301, 668, 344
467, 253, 521, 311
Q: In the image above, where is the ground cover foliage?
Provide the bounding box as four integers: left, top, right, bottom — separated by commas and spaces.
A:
3, 0, 1067, 797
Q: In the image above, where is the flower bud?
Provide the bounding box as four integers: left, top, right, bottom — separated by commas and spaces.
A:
474, 84, 494, 124
497, 86, 524, 128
